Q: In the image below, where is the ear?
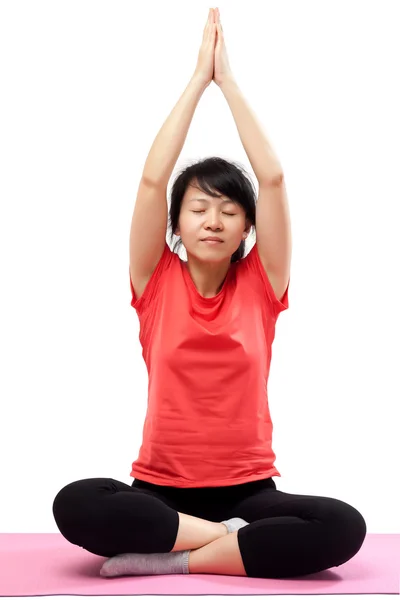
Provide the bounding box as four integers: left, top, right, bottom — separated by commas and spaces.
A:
244, 219, 252, 235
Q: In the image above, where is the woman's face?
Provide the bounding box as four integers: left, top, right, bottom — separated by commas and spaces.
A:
175, 180, 249, 261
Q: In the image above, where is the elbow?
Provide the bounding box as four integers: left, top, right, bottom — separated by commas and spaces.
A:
259, 171, 285, 187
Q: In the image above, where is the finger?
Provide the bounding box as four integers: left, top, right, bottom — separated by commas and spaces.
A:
204, 9, 211, 29
216, 24, 221, 45
205, 8, 214, 32
203, 9, 212, 39
207, 22, 216, 40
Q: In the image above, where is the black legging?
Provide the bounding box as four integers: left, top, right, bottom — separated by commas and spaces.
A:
52, 476, 367, 579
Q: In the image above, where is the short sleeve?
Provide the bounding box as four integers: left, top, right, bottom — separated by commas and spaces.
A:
129, 242, 174, 315
241, 242, 289, 316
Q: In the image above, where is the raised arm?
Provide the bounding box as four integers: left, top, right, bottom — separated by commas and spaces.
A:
129, 9, 217, 295
141, 8, 217, 187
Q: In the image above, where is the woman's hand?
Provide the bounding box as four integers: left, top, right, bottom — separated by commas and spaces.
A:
213, 8, 234, 87
193, 8, 217, 88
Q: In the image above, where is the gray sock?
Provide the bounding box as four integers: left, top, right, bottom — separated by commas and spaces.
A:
220, 517, 249, 534
100, 549, 191, 577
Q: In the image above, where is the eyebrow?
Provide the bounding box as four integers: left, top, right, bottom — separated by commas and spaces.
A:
188, 197, 236, 205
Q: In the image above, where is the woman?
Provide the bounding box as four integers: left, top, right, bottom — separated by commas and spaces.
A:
52, 8, 366, 579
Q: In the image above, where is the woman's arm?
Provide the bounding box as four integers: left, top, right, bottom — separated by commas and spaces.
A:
219, 78, 283, 185
142, 75, 208, 188
142, 9, 216, 188
214, 9, 290, 300
213, 8, 283, 184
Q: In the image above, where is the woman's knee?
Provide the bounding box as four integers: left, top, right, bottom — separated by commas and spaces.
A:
52, 477, 180, 557
326, 498, 367, 563
52, 478, 118, 540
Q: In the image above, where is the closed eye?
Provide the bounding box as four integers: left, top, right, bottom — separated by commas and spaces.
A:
192, 210, 235, 216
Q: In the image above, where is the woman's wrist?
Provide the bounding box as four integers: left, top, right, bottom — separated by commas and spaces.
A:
217, 76, 238, 93
190, 73, 211, 92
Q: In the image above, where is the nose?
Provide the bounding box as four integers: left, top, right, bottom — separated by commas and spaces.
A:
206, 212, 223, 229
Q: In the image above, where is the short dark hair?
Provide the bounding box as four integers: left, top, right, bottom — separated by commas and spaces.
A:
168, 156, 256, 263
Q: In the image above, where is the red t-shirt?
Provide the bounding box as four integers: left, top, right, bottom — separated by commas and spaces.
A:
129, 241, 289, 488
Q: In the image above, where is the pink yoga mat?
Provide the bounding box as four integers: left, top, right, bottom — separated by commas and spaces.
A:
1, 533, 399, 596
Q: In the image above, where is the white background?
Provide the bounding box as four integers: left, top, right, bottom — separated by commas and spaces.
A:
1, 0, 399, 588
